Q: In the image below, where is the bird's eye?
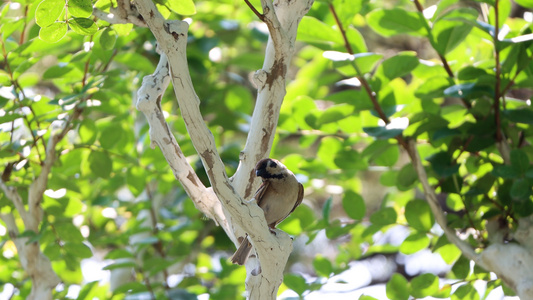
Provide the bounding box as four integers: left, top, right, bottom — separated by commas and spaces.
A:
269, 161, 278, 168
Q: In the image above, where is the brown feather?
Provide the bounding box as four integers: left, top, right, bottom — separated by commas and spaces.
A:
230, 158, 304, 264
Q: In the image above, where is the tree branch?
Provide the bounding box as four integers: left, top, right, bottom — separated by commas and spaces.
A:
232, 0, 313, 199
134, 0, 313, 298
406, 140, 484, 264
135, 52, 229, 233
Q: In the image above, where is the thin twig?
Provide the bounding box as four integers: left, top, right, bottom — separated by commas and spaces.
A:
146, 185, 170, 290
244, 0, 265, 22
328, 2, 353, 54
328, 3, 391, 125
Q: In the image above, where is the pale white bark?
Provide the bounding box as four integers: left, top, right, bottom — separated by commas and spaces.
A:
408, 139, 533, 299
133, 0, 312, 298
93, 0, 147, 27
0, 134, 66, 299
231, 0, 313, 200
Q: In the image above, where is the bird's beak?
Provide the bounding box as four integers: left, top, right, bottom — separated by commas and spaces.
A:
256, 168, 266, 177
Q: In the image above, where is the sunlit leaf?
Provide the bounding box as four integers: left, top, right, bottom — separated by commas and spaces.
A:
342, 190, 365, 220
386, 273, 409, 300
69, 17, 98, 35
400, 232, 430, 254
39, 22, 68, 43
68, 0, 93, 18
405, 200, 434, 232
367, 8, 426, 37
36, 0, 64, 27
410, 273, 439, 298
165, 0, 196, 15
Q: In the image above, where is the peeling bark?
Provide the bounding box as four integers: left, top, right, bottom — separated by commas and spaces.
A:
133, 0, 313, 298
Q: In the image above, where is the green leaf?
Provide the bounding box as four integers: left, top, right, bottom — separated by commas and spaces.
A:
432, 8, 477, 55
405, 200, 434, 232
39, 22, 68, 43
105, 249, 135, 259
225, 85, 253, 114
369, 207, 397, 226
126, 167, 146, 197
376, 51, 419, 80
410, 273, 439, 298
55, 223, 84, 242
326, 219, 355, 239
334, 149, 367, 170
451, 284, 480, 300
367, 8, 426, 37
510, 179, 531, 201
68, 0, 93, 18
399, 232, 430, 254
427, 151, 460, 177
297, 16, 343, 47
99, 124, 123, 149
43, 65, 75, 79
76, 281, 98, 300
386, 273, 409, 300
363, 126, 403, 139
88, 151, 112, 178
452, 255, 471, 279
165, 0, 196, 15
415, 76, 454, 99
103, 261, 137, 270
79, 119, 98, 145
346, 27, 368, 53
333, 0, 362, 29
492, 165, 519, 179
313, 255, 333, 277
64, 242, 93, 259
436, 242, 461, 264
318, 137, 342, 169
342, 190, 365, 220
515, 0, 533, 8
396, 163, 418, 190
36, 0, 64, 27
359, 296, 378, 300
510, 149, 530, 174
444, 82, 494, 99
0, 113, 23, 124
503, 109, 533, 124
322, 196, 333, 225
112, 282, 148, 295
284, 273, 307, 296
0, 70, 10, 86
100, 27, 117, 50
488, 0, 510, 31
318, 104, 354, 125
69, 18, 98, 35
327, 52, 384, 76
114, 52, 155, 73
112, 23, 133, 36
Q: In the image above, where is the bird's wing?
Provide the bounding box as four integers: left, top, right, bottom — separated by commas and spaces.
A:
289, 183, 304, 215
273, 182, 304, 227
254, 180, 270, 207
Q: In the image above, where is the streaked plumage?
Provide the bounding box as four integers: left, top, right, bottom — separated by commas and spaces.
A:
231, 158, 304, 265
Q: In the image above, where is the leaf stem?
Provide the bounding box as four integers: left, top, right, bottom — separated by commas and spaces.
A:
494, 0, 502, 142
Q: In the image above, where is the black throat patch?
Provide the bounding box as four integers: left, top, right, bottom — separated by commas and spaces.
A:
260, 172, 284, 180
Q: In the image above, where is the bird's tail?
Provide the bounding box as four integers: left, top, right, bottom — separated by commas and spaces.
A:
231, 234, 253, 265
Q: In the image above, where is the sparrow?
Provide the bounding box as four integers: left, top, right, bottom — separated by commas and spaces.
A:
231, 158, 304, 265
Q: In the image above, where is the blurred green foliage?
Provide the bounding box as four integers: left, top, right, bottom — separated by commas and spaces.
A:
1, 0, 533, 299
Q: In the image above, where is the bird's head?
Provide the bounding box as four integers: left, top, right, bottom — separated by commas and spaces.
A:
255, 158, 287, 180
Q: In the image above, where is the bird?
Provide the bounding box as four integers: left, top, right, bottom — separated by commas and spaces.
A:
231, 158, 304, 265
